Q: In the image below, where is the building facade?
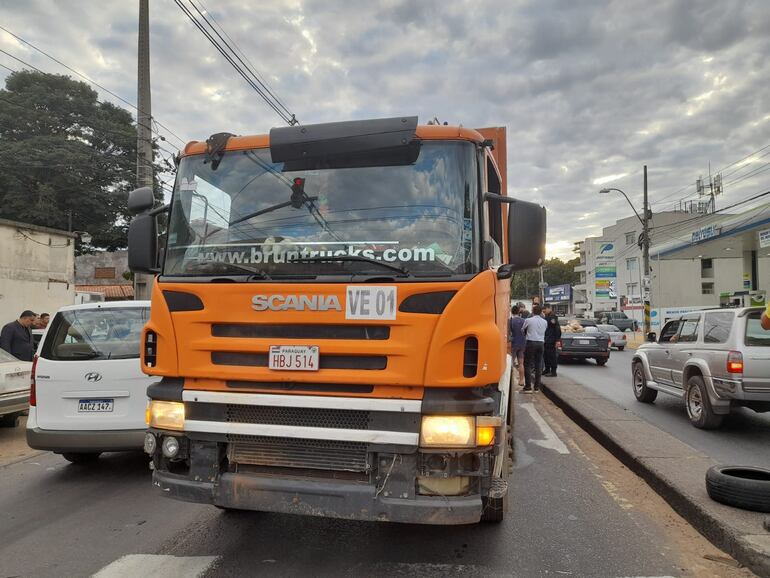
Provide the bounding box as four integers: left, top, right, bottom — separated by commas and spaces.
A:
0, 219, 75, 321
75, 250, 134, 301
574, 204, 770, 327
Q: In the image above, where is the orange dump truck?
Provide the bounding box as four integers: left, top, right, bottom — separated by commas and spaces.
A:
128, 116, 545, 524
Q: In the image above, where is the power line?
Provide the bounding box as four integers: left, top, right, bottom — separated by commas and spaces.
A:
190, 0, 294, 118
172, 0, 298, 126
0, 25, 186, 147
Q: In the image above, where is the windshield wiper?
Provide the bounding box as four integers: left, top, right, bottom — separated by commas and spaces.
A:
185, 260, 272, 280
294, 255, 410, 276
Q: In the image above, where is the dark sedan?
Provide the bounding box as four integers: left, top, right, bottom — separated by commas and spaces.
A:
558, 324, 610, 366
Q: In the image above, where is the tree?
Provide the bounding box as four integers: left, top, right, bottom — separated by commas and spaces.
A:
510, 257, 581, 300
0, 70, 163, 251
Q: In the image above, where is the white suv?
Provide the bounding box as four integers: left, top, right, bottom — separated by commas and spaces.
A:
26, 301, 154, 463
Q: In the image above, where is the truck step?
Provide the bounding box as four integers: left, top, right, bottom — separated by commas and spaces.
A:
488, 477, 508, 499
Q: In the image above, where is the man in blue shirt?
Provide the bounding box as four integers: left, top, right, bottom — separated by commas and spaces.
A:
522, 305, 547, 392
508, 305, 526, 386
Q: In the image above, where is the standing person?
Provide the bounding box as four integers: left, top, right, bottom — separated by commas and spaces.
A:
509, 305, 526, 386
542, 304, 562, 377
0, 310, 37, 361
33, 313, 50, 329
522, 304, 547, 392
518, 301, 530, 319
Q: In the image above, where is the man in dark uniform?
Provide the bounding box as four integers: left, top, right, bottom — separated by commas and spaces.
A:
542, 303, 561, 377
0, 310, 37, 361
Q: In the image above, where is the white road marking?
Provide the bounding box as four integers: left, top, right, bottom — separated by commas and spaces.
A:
519, 403, 570, 454
92, 554, 218, 578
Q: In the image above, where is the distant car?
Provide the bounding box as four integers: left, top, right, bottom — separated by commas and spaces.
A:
0, 349, 31, 428
631, 307, 770, 429
597, 324, 627, 351
558, 322, 611, 366
595, 310, 638, 332
26, 301, 154, 464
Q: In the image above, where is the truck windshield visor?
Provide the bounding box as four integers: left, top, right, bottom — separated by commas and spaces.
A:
163, 141, 479, 277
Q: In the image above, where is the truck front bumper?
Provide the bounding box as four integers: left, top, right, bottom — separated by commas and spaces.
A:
153, 469, 483, 525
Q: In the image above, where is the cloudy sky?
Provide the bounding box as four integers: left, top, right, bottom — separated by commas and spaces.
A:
1, 0, 768, 259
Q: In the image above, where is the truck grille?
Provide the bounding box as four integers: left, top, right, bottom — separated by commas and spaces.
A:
226, 404, 370, 430
227, 435, 369, 472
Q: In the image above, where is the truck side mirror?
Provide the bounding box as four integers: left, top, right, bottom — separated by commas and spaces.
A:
128, 186, 155, 215
128, 212, 159, 274
506, 198, 546, 271
646, 332, 657, 342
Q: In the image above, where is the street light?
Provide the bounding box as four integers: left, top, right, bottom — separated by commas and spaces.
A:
598, 166, 652, 334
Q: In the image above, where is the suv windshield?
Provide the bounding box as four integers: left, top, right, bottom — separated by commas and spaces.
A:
163, 142, 479, 278
43, 307, 149, 361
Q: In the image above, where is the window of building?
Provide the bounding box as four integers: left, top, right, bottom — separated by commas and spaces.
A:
702, 282, 714, 295
625, 231, 636, 246
626, 282, 637, 295
701, 258, 714, 279
94, 267, 116, 280
626, 257, 638, 271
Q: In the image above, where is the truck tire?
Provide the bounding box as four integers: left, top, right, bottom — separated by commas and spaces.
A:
706, 466, 770, 513
595, 358, 608, 366
632, 362, 657, 403
685, 375, 723, 429
62, 452, 101, 464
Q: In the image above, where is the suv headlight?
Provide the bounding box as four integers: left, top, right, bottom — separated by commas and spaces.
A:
147, 400, 185, 431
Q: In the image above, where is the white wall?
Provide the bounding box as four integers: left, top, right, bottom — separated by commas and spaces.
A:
0, 221, 75, 321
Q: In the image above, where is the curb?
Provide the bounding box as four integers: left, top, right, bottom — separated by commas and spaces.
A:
540, 376, 770, 577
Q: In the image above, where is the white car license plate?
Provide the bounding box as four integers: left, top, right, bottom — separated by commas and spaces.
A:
578, 339, 590, 345
269, 345, 319, 371
78, 399, 114, 412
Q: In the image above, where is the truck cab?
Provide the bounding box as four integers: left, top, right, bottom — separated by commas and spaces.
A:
128, 117, 545, 524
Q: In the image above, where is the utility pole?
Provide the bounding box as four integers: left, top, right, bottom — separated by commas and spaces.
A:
642, 165, 651, 334
134, 0, 153, 301
538, 266, 547, 304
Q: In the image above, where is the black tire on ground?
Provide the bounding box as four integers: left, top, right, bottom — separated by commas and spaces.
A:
62, 452, 101, 464
595, 358, 608, 366
632, 362, 658, 403
685, 375, 724, 429
0, 413, 20, 428
617, 346, 625, 351
706, 465, 770, 513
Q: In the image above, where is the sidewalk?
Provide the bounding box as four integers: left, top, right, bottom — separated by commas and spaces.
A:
539, 375, 770, 576
624, 331, 646, 349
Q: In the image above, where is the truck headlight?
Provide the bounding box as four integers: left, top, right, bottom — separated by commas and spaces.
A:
148, 400, 185, 431
420, 416, 475, 447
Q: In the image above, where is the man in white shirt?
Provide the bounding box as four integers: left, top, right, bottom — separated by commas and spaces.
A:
522, 304, 547, 392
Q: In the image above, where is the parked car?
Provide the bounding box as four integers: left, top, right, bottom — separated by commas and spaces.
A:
597, 324, 627, 351
26, 301, 154, 463
595, 310, 638, 332
631, 307, 770, 429
558, 320, 611, 366
0, 349, 31, 428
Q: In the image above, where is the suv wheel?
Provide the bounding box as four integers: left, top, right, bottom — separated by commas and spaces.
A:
632, 362, 657, 403
685, 376, 723, 429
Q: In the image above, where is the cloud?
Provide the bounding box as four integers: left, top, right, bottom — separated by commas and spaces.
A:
0, 0, 768, 262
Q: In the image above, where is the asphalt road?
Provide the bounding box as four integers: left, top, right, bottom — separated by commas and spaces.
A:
0, 392, 752, 578
557, 348, 770, 469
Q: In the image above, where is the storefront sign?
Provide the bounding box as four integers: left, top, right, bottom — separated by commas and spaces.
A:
691, 223, 721, 244
759, 228, 770, 249
544, 284, 571, 302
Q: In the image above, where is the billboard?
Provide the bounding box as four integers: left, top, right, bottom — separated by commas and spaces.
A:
544, 284, 571, 302
595, 265, 616, 278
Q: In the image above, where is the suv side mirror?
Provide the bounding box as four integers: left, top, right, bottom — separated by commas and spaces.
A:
646, 332, 657, 342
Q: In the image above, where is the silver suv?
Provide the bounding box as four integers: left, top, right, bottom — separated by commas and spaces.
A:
631, 307, 770, 429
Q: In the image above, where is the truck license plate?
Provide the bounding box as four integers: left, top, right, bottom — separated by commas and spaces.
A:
268, 345, 319, 371
78, 399, 113, 412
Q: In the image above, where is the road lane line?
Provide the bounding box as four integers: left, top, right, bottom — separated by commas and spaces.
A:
92, 554, 218, 578
520, 403, 570, 454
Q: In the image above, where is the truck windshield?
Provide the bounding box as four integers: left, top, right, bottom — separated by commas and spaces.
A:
163, 141, 479, 278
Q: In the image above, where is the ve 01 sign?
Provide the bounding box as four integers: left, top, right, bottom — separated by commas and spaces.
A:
345, 286, 396, 320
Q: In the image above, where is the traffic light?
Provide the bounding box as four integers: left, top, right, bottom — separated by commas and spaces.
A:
290, 177, 305, 208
